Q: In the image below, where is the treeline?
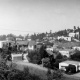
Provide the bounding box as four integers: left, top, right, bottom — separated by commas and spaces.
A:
0, 26, 80, 41
0, 34, 24, 41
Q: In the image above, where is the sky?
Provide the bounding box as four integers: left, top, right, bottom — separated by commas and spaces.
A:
0, 0, 80, 36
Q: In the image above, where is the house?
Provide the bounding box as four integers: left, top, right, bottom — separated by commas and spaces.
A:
0, 41, 6, 48
68, 32, 79, 39
16, 40, 29, 51
16, 38, 23, 41
73, 46, 80, 51
11, 53, 22, 61
0, 40, 15, 49
28, 40, 36, 50
16, 40, 36, 51
68, 32, 75, 37
59, 50, 70, 58
64, 37, 72, 41
46, 47, 53, 51
57, 36, 72, 41
11, 53, 29, 62
16, 40, 29, 46
59, 60, 80, 72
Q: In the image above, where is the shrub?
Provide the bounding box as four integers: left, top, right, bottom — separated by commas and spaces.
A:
70, 50, 80, 61
0, 57, 42, 80
7, 67, 41, 80
46, 68, 52, 80
28, 50, 40, 64
46, 69, 63, 80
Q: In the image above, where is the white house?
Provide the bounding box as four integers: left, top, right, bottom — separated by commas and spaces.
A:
63, 37, 71, 41
57, 36, 71, 41
68, 32, 75, 37
46, 47, 53, 51
0, 40, 15, 49
11, 54, 22, 61
73, 46, 80, 51
16, 38, 23, 41
59, 60, 80, 72
0, 41, 4, 48
11, 53, 29, 62
59, 50, 70, 57
68, 32, 79, 39
16, 40, 36, 51
28, 41, 36, 50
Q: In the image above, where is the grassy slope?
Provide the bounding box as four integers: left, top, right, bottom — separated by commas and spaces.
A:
11, 61, 80, 80
54, 41, 80, 49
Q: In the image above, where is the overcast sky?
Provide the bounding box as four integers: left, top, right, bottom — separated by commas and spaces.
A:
0, 0, 80, 36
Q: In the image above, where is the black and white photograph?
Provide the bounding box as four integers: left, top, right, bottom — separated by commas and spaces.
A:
0, 0, 80, 80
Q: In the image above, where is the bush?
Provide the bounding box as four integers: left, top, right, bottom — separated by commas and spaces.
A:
0, 58, 42, 80
46, 69, 63, 80
7, 67, 41, 80
52, 70, 63, 79
70, 50, 80, 61
46, 68, 52, 80
28, 50, 40, 64
28, 45, 49, 64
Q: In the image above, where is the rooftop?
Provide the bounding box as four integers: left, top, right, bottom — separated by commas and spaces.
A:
16, 40, 36, 46
60, 60, 80, 65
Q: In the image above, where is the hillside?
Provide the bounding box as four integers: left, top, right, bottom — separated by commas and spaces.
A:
54, 41, 80, 49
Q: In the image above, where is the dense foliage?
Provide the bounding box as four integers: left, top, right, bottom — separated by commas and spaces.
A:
70, 50, 80, 61
28, 45, 48, 64
0, 59, 42, 80
47, 68, 63, 80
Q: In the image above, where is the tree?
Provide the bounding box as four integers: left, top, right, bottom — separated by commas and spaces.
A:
42, 58, 51, 68
28, 45, 49, 64
0, 35, 6, 40
54, 53, 67, 69
56, 53, 63, 59
52, 70, 63, 79
74, 26, 76, 32
74, 26, 76, 30
46, 69, 63, 80
28, 50, 39, 64
46, 69, 52, 80
39, 45, 48, 59
18, 35, 24, 40
70, 50, 80, 61
7, 34, 16, 41
0, 58, 42, 80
